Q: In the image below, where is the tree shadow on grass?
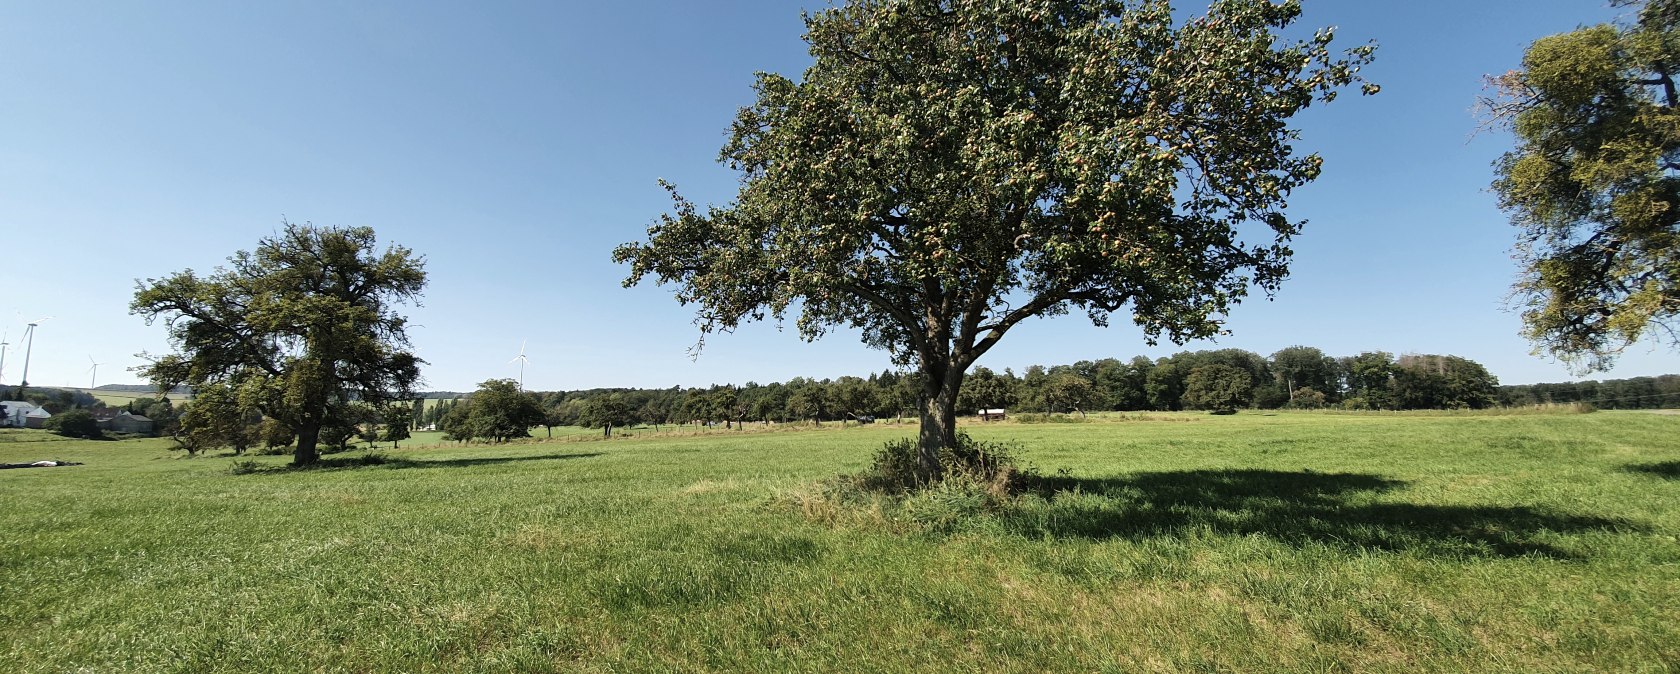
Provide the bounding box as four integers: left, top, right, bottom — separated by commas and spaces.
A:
1010, 469, 1641, 559
379, 452, 605, 470
1625, 461, 1680, 479
239, 451, 604, 473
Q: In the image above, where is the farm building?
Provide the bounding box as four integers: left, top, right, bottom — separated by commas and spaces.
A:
1, 401, 49, 428
23, 407, 52, 429
106, 412, 154, 435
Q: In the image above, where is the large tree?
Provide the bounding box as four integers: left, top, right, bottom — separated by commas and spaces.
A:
1487, 0, 1680, 371
132, 223, 426, 466
616, 0, 1375, 472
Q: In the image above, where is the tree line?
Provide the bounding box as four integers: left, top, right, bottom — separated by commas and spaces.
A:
1498, 375, 1680, 410
439, 348, 1506, 437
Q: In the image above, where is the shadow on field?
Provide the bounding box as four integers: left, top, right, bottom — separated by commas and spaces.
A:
380, 452, 605, 469
244, 451, 604, 473
1624, 460, 1680, 479
1014, 469, 1639, 559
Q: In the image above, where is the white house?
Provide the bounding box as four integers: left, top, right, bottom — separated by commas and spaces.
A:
1, 401, 42, 428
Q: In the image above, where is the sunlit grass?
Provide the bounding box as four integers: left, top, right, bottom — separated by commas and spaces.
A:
2, 412, 1677, 672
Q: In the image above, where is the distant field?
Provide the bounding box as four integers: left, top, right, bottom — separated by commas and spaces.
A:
61, 388, 191, 406
2, 411, 1677, 672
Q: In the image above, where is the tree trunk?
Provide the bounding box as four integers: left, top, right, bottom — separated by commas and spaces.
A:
294, 418, 322, 466
917, 373, 961, 477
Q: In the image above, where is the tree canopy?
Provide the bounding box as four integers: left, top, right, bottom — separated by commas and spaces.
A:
616, 0, 1375, 471
1182, 364, 1253, 412
1487, 0, 1680, 371
465, 379, 546, 443
131, 223, 426, 465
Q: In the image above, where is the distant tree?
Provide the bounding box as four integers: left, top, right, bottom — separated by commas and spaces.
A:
318, 402, 377, 452
750, 383, 790, 423
1342, 351, 1396, 409
175, 384, 261, 454
1116, 356, 1155, 410
957, 367, 1017, 414
1271, 346, 1339, 403
259, 418, 294, 452
786, 384, 827, 425
616, 0, 1376, 474
638, 394, 672, 431
889, 373, 922, 423
580, 394, 635, 438
439, 401, 475, 444
466, 379, 545, 443
1145, 361, 1186, 411
1485, 0, 1680, 371
539, 407, 565, 437
1044, 373, 1097, 417
1182, 364, 1253, 413
44, 409, 103, 440
1017, 366, 1052, 413
829, 377, 879, 423
382, 404, 413, 449
131, 222, 425, 466
709, 387, 741, 429
1086, 358, 1130, 411
1393, 354, 1499, 410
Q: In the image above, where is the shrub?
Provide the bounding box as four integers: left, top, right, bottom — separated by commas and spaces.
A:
44, 410, 104, 440
1286, 387, 1328, 410
849, 433, 1027, 496
228, 459, 264, 475
1015, 413, 1089, 424
781, 434, 1034, 532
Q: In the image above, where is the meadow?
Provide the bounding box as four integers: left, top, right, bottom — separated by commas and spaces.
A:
1, 411, 1676, 673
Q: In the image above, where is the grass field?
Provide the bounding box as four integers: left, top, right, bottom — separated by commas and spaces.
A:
2, 412, 1677, 672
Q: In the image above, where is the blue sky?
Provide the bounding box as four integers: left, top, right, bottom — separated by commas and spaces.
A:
2, 0, 1675, 393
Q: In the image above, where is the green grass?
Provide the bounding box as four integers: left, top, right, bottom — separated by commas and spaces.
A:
2, 412, 1678, 672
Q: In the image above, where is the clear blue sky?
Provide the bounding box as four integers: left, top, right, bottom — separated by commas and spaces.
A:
2, 0, 1674, 393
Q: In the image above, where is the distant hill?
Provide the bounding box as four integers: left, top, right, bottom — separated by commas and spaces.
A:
94, 384, 192, 395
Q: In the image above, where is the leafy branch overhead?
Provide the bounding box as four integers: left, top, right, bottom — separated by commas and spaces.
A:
1486, 0, 1680, 371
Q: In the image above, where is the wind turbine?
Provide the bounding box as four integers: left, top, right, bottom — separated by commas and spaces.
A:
15, 316, 51, 399
508, 340, 529, 391
87, 355, 105, 390
0, 330, 9, 387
